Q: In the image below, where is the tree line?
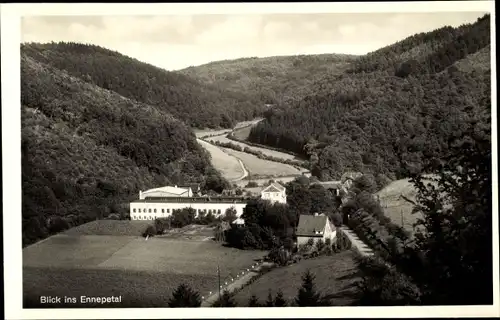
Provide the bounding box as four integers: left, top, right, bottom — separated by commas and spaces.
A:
21, 42, 266, 129
167, 269, 331, 307
247, 15, 490, 181
21, 53, 229, 246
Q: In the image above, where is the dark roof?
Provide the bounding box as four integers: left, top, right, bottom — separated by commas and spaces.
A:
315, 181, 342, 189
296, 215, 329, 237
132, 196, 250, 204
262, 182, 285, 193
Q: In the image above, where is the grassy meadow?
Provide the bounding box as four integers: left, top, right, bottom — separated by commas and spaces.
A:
208, 135, 299, 161
196, 139, 245, 181
234, 251, 360, 306
221, 147, 304, 178
376, 176, 437, 232
23, 221, 267, 308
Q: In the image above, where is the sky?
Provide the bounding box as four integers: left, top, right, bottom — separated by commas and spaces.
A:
21, 12, 487, 71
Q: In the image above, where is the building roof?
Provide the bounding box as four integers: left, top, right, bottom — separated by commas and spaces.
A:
314, 181, 342, 190
261, 182, 286, 193
142, 186, 190, 195
296, 214, 329, 237
131, 196, 250, 204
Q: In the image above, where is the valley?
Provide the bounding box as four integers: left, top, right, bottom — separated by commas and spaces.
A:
18, 12, 493, 310
195, 119, 309, 186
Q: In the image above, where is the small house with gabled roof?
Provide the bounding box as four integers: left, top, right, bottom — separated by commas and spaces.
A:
296, 213, 337, 246
260, 182, 287, 204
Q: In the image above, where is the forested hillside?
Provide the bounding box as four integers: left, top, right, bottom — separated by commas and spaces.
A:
248, 14, 491, 181
21, 54, 227, 246
179, 54, 357, 106
21, 42, 265, 129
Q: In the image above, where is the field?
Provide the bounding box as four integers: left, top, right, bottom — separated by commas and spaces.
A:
232, 125, 252, 140
23, 221, 267, 308
208, 135, 299, 161
196, 139, 244, 181
194, 129, 231, 138
234, 251, 360, 306
221, 147, 305, 178
63, 220, 152, 236
376, 176, 437, 232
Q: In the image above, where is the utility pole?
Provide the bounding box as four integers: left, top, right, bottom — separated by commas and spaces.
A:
400, 209, 404, 227
217, 265, 221, 300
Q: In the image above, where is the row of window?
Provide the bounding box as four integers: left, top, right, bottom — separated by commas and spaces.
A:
131, 216, 155, 220
132, 208, 223, 215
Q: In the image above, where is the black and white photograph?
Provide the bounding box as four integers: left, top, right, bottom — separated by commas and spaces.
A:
2, 1, 498, 319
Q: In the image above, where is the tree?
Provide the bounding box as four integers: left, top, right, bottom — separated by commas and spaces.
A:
265, 290, 275, 307
248, 294, 261, 307
274, 289, 287, 307
353, 174, 377, 193
295, 270, 328, 306
331, 212, 343, 227
223, 207, 238, 223
167, 284, 202, 307
203, 173, 230, 194
212, 290, 237, 307
171, 207, 196, 228
407, 116, 492, 305
308, 184, 335, 214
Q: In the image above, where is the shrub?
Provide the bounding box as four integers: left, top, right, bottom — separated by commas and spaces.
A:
212, 290, 237, 307
315, 239, 325, 252
223, 207, 238, 223
168, 284, 202, 308
274, 289, 287, 307
245, 181, 259, 188
154, 218, 170, 234
142, 225, 156, 238
171, 207, 196, 228
248, 294, 261, 307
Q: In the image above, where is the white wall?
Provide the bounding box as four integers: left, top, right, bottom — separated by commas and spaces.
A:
129, 201, 246, 220
261, 190, 286, 204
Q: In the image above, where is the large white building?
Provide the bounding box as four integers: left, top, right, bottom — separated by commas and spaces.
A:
260, 182, 287, 204
130, 196, 249, 220
131, 182, 288, 221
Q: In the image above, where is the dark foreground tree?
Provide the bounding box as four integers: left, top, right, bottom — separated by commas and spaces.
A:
265, 290, 275, 307
357, 114, 494, 306
212, 290, 237, 307
295, 270, 329, 306
274, 289, 288, 307
408, 115, 493, 305
248, 294, 261, 307
168, 284, 202, 307
355, 256, 422, 306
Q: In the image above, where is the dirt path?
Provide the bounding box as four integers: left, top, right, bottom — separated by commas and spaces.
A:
233, 158, 249, 182
340, 226, 374, 257
201, 261, 274, 307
